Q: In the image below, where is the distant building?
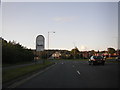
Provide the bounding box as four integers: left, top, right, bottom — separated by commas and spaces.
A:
51, 51, 61, 59
81, 51, 89, 59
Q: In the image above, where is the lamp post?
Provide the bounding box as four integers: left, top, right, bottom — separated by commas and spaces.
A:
47, 31, 55, 59
48, 31, 55, 49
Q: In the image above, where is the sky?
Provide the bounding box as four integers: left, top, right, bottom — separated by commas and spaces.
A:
1, 1, 119, 51
0, 2, 1, 38
118, 2, 120, 49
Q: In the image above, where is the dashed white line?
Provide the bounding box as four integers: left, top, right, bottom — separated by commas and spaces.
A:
77, 71, 81, 75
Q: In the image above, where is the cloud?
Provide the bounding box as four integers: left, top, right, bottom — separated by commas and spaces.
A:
53, 16, 77, 22
80, 45, 87, 50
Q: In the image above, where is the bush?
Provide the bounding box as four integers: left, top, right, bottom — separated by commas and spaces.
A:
2, 38, 34, 64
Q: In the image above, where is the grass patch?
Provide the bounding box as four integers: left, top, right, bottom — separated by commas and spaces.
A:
2, 61, 34, 67
3, 61, 54, 83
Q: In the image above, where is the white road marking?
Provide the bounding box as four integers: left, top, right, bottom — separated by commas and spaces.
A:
77, 71, 80, 75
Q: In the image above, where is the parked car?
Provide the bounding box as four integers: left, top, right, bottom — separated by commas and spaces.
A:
89, 56, 105, 65
116, 56, 120, 62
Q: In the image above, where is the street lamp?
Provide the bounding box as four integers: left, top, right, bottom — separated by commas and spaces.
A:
48, 31, 55, 49
47, 31, 55, 60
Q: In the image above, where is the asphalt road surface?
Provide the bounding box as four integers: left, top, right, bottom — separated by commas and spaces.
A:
16, 60, 119, 88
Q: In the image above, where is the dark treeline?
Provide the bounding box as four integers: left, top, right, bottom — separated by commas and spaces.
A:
2, 38, 34, 64
1, 37, 119, 64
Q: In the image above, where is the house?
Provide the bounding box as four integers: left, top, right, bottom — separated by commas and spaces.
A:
51, 51, 61, 59
81, 51, 89, 59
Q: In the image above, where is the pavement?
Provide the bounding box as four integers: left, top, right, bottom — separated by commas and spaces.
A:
4, 60, 120, 88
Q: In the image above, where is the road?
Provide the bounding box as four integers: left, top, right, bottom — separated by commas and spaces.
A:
15, 60, 119, 88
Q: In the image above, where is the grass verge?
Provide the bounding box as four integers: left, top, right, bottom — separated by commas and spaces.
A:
3, 61, 54, 83
2, 61, 34, 67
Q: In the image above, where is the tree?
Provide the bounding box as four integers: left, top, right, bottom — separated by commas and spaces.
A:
90, 50, 95, 55
107, 48, 115, 55
71, 47, 80, 59
2, 38, 34, 64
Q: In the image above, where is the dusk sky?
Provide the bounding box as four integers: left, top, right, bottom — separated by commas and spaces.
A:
2, 1, 118, 51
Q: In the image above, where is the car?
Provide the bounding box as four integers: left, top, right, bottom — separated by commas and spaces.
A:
89, 56, 105, 65
116, 56, 120, 62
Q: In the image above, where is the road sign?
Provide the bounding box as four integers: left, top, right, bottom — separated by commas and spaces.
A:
36, 35, 45, 51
